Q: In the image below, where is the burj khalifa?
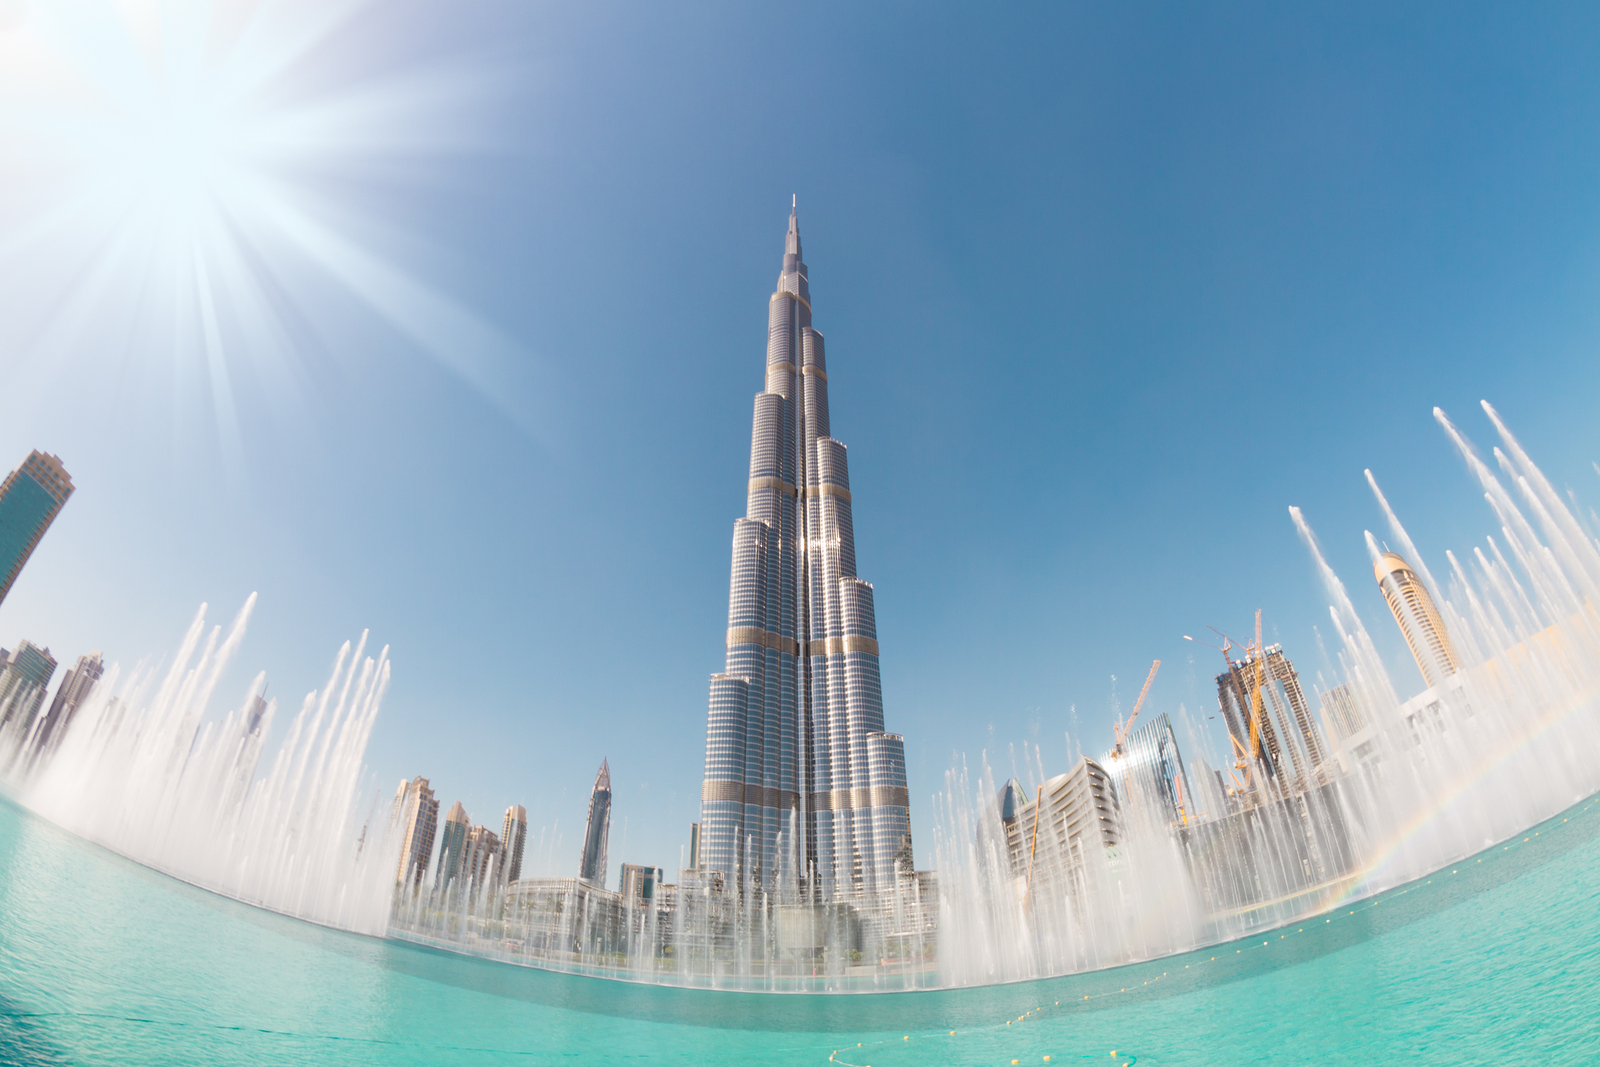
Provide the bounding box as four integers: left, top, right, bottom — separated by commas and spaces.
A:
699, 204, 913, 902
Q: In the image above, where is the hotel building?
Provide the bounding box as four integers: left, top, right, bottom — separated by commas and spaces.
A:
1374, 551, 1460, 689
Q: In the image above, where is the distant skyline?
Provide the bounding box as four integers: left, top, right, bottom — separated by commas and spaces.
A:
3, 2, 1600, 889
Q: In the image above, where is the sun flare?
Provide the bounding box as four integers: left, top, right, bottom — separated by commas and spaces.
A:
0, 0, 532, 447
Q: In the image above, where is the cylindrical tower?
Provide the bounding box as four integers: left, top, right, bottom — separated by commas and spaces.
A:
1375, 551, 1460, 689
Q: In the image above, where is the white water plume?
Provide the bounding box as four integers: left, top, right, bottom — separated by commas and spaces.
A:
373, 404, 1600, 992
6, 405, 1600, 993
3, 597, 399, 935
927, 403, 1600, 987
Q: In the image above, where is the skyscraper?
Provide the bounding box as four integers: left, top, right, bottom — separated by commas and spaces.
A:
996, 756, 1122, 892
579, 761, 611, 888
501, 805, 528, 884
0, 451, 74, 610
245, 692, 268, 734
1374, 551, 1460, 689
1215, 644, 1328, 785
0, 641, 58, 736
698, 205, 914, 902
436, 801, 471, 889
462, 824, 502, 889
1319, 683, 1366, 741
620, 863, 664, 908
1101, 712, 1192, 827
392, 777, 439, 886
35, 650, 102, 751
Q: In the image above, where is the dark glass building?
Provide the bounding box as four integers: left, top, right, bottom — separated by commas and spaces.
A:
436, 801, 470, 889
1101, 712, 1192, 828
0, 451, 74, 609
0, 641, 59, 736
578, 761, 611, 888
699, 206, 914, 902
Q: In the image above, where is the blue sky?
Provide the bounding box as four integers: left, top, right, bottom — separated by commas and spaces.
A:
3, 1, 1600, 885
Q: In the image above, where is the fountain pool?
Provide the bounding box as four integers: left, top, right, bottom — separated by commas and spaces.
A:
1, 791, 1596, 1065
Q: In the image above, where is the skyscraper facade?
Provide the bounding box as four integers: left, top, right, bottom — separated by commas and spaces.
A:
1319, 683, 1366, 741
0, 641, 58, 736
620, 863, 664, 907
35, 650, 102, 751
436, 801, 470, 889
392, 776, 439, 886
996, 756, 1122, 892
1215, 644, 1328, 785
1101, 712, 1192, 827
0, 451, 74, 609
699, 206, 914, 902
462, 825, 502, 889
501, 805, 528, 884
1374, 551, 1460, 689
578, 761, 611, 888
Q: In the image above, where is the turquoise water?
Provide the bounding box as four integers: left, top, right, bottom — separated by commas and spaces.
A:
1, 797, 1597, 1065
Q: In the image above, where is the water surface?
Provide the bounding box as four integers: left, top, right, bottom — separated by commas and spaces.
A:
1, 796, 1596, 1065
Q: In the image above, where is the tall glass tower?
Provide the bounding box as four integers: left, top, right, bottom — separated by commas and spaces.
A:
578, 760, 611, 888
699, 205, 913, 902
0, 451, 74, 609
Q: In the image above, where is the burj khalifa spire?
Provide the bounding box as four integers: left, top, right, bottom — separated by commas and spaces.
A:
699, 204, 913, 902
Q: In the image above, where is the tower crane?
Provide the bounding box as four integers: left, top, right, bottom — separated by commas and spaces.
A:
1112, 659, 1161, 755
1187, 611, 1274, 797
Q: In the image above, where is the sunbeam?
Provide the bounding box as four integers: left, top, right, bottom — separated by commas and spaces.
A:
0, 0, 541, 454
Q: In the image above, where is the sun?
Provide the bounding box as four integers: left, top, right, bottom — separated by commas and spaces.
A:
0, 0, 536, 454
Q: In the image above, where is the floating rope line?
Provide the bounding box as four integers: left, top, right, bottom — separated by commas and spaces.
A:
822, 800, 1595, 1067
828, 1034, 1135, 1067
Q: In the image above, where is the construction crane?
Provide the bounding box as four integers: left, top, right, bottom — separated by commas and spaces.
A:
1112, 659, 1161, 755
1187, 613, 1273, 797
1223, 611, 1273, 794
1183, 629, 1236, 671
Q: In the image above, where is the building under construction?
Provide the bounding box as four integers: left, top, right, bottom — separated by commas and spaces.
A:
1215, 643, 1331, 791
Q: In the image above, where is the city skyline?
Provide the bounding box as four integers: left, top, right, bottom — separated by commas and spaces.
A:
4, 3, 1600, 889
0, 6, 1597, 1060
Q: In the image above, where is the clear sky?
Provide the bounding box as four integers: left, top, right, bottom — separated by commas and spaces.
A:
3, 1, 1600, 887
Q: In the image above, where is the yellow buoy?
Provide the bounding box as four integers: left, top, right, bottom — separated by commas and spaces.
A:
903, 1036, 909, 1041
